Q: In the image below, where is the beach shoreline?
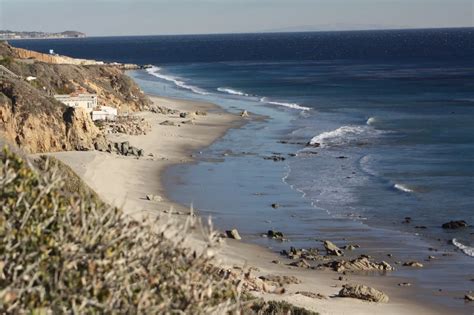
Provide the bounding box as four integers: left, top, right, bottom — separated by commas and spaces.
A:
42, 94, 450, 314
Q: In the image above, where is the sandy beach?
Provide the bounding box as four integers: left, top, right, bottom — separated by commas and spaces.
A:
45, 95, 447, 315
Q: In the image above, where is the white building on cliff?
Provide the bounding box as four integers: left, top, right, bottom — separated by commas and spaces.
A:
54, 93, 98, 113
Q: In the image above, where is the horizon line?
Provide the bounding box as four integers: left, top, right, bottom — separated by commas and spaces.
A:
4, 26, 474, 40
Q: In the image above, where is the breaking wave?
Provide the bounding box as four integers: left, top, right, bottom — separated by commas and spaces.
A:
452, 239, 474, 257
309, 125, 382, 147
260, 97, 311, 111
217, 87, 250, 96
393, 183, 415, 193
146, 66, 209, 95
366, 117, 377, 125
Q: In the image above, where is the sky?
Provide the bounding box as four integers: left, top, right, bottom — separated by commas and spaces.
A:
0, 0, 473, 36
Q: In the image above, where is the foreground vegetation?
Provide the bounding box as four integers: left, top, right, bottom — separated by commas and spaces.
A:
0, 148, 317, 314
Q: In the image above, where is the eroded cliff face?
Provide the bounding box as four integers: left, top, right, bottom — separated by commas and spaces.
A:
0, 78, 103, 153
0, 41, 150, 154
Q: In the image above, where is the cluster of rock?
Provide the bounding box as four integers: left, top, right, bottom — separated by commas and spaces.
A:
321, 255, 394, 273
148, 104, 179, 115
281, 247, 322, 261
338, 284, 389, 303
266, 230, 287, 241
94, 140, 144, 157
99, 117, 151, 136
219, 267, 299, 295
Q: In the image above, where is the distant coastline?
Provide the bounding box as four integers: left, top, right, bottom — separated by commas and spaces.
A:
0, 30, 86, 40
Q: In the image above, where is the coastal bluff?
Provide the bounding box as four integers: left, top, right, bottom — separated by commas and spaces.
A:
0, 41, 151, 153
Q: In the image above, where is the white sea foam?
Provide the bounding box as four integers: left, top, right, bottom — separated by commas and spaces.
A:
393, 183, 415, 193
260, 97, 310, 111
309, 125, 379, 147
217, 87, 249, 96
146, 66, 209, 95
452, 239, 474, 257
366, 117, 377, 125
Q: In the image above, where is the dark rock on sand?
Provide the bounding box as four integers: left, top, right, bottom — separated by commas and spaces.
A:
442, 220, 469, 229
226, 229, 242, 240
324, 240, 344, 256
121, 141, 129, 155
338, 284, 389, 303
403, 261, 424, 268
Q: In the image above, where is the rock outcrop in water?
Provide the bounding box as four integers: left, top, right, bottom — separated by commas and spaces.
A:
442, 220, 469, 229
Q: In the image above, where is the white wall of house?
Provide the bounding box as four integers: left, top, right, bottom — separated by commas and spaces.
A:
92, 106, 118, 121
54, 94, 98, 113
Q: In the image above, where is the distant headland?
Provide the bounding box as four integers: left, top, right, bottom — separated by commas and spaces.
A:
0, 30, 86, 40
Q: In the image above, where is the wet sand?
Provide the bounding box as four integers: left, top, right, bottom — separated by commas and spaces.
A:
45, 95, 448, 315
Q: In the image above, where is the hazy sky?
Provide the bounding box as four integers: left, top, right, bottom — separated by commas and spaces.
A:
1, 0, 473, 36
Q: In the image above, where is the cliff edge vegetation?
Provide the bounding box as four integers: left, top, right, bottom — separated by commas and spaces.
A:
0, 41, 151, 153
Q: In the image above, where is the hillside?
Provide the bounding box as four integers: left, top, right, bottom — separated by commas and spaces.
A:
0, 41, 151, 153
0, 30, 86, 40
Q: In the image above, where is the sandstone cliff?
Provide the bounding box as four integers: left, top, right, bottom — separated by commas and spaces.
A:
0, 41, 150, 153
0, 77, 103, 153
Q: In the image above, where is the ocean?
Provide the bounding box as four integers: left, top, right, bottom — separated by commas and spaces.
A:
12, 28, 474, 310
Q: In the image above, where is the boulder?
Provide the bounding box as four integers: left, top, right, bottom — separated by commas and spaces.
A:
403, 261, 424, 268
442, 220, 469, 229
465, 294, 474, 302
120, 141, 129, 155
195, 110, 207, 116
267, 230, 285, 240
138, 149, 144, 157
324, 240, 344, 256
226, 229, 242, 240
130, 147, 139, 156
338, 284, 389, 303
271, 203, 280, 209
93, 136, 108, 152
240, 110, 249, 117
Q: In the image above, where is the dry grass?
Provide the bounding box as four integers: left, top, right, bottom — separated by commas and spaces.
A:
0, 148, 318, 314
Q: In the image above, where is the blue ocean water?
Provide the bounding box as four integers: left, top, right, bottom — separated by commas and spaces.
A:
12, 28, 474, 309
